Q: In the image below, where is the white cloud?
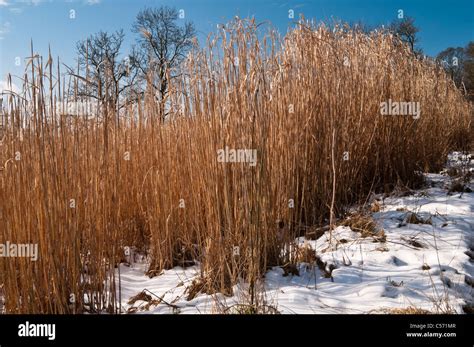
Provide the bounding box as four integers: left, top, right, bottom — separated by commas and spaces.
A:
86, 0, 101, 5
0, 0, 9, 6
17, 0, 47, 5
9, 7, 23, 13
0, 80, 21, 95
0, 21, 11, 39
0, 81, 21, 115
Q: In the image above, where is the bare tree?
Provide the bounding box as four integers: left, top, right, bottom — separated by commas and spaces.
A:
437, 46, 466, 87
464, 42, 474, 100
131, 6, 196, 122
389, 16, 420, 54
436, 42, 474, 100
74, 30, 138, 126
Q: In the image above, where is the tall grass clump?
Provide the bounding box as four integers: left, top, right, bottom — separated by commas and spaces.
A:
0, 19, 471, 313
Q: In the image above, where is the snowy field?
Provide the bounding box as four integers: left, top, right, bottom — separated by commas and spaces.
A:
119, 152, 473, 314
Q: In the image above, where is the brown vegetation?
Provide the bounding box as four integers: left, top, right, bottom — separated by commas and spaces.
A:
0, 19, 471, 313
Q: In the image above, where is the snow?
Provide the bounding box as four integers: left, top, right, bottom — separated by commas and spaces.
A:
118, 153, 473, 314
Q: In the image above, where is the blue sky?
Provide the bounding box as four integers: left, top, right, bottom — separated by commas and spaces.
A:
0, 0, 473, 84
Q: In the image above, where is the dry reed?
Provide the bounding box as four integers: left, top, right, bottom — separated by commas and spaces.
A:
0, 19, 471, 313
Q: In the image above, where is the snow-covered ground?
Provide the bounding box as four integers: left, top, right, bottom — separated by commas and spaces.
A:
119, 152, 473, 314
